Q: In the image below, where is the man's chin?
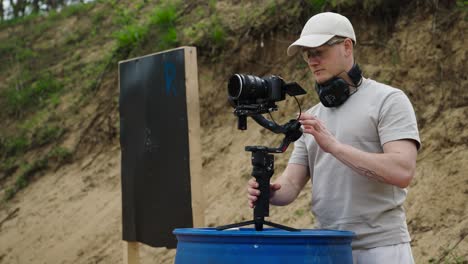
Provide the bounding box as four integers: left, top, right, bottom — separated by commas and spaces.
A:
315, 76, 332, 84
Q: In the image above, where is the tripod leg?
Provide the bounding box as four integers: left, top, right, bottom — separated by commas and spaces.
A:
263, 220, 300, 232
216, 220, 255, 231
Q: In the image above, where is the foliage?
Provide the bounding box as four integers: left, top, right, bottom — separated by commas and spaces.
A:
294, 209, 306, 217
3, 158, 48, 201
32, 125, 64, 148
180, 6, 227, 53
2, 73, 62, 117
48, 146, 73, 164
113, 24, 149, 53
0, 158, 18, 178
304, 0, 408, 16
210, 17, 226, 48
149, 1, 180, 50
0, 135, 29, 157
3, 146, 72, 201
307, 0, 328, 12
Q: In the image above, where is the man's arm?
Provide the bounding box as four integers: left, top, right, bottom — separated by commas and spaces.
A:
270, 163, 310, 205
299, 114, 418, 188
331, 140, 417, 188
247, 163, 310, 207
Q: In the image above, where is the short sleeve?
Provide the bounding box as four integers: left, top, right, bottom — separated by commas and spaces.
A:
378, 91, 421, 150
288, 134, 310, 166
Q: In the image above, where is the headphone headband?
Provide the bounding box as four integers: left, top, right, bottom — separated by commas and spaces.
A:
348, 64, 362, 86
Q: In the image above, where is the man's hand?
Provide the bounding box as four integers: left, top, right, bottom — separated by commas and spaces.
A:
298, 113, 339, 153
247, 178, 281, 208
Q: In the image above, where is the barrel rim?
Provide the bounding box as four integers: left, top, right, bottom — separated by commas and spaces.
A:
173, 227, 355, 238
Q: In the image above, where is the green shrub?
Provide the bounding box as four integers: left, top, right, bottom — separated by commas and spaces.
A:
150, 3, 178, 27
1, 135, 29, 157
150, 1, 180, 50
3, 158, 48, 201
16, 48, 39, 62
160, 27, 178, 49
48, 147, 73, 164
210, 18, 226, 47
307, 0, 327, 12
0, 158, 18, 176
2, 146, 73, 202
61, 3, 93, 18
114, 24, 149, 52
3, 73, 62, 116
32, 125, 64, 147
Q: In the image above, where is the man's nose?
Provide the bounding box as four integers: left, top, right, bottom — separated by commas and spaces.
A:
307, 56, 320, 66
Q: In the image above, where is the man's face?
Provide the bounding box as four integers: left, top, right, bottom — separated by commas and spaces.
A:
302, 40, 348, 84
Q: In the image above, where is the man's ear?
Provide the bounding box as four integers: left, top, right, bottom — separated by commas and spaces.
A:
343, 38, 354, 57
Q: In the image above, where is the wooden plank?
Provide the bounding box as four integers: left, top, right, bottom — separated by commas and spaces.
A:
184, 47, 205, 228
123, 241, 140, 264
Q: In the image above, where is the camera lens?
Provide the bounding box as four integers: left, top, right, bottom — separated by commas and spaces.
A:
228, 74, 268, 100
228, 74, 243, 99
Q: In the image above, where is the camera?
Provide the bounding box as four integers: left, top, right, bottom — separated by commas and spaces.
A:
228, 74, 306, 115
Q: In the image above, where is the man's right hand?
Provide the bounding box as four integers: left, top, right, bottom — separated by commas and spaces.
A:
247, 178, 281, 208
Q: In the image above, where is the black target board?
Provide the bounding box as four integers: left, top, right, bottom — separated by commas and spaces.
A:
119, 47, 201, 249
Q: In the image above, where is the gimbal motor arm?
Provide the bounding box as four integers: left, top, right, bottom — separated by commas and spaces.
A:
250, 114, 303, 153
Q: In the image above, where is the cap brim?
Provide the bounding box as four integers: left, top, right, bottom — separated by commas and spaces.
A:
287, 34, 335, 56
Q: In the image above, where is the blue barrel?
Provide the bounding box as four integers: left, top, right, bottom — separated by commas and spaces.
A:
173, 228, 354, 264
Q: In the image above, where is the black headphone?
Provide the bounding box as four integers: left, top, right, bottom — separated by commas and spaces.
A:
315, 64, 362, 107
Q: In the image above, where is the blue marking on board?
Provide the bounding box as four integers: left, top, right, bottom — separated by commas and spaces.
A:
164, 62, 177, 96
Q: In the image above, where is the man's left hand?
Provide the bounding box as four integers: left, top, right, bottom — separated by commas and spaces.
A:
298, 113, 339, 153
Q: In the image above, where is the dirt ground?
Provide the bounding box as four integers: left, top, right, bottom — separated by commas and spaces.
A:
0, 3, 467, 264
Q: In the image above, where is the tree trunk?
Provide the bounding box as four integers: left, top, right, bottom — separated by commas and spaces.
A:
0, 1, 4, 22
47, 0, 58, 10
32, 0, 41, 14
9, 0, 28, 17
10, 0, 19, 18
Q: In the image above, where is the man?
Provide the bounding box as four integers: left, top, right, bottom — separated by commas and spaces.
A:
247, 12, 420, 263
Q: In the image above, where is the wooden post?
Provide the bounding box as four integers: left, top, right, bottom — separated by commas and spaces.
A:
184, 47, 205, 228
123, 241, 140, 264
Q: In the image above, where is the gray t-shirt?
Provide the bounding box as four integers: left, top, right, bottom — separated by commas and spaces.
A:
289, 78, 421, 249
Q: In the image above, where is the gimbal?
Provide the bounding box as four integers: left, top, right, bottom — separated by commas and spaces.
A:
216, 114, 303, 232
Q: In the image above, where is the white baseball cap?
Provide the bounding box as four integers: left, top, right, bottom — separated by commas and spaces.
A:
287, 12, 356, 56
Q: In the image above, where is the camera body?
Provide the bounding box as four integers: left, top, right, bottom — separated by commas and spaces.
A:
228, 74, 286, 106
228, 74, 306, 116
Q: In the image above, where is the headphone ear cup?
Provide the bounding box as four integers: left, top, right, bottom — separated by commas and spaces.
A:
315, 78, 350, 107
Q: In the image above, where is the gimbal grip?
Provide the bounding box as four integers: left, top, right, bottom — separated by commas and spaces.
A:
254, 169, 270, 219
251, 151, 274, 219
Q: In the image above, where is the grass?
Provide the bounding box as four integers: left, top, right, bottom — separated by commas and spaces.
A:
0, 158, 18, 178
210, 17, 226, 48
0, 123, 65, 159
149, 1, 180, 50
48, 147, 73, 164
113, 24, 149, 53
294, 209, 306, 217
180, 9, 226, 53
2, 73, 62, 117
31, 125, 65, 148
3, 159, 48, 201
0, 135, 29, 157
3, 146, 73, 201
307, 0, 327, 12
